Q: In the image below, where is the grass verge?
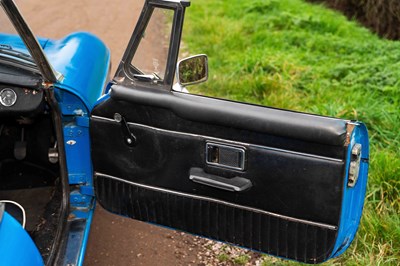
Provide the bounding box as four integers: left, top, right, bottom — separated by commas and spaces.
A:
182, 0, 400, 265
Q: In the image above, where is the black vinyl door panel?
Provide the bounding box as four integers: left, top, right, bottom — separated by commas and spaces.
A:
90, 85, 351, 263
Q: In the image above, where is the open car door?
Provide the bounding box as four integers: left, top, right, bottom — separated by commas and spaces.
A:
89, 0, 369, 264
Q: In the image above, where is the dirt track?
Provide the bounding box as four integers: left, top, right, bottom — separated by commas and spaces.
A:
17, 0, 203, 265
18, 0, 143, 75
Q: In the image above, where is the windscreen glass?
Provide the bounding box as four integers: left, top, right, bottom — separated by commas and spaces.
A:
0, 5, 36, 68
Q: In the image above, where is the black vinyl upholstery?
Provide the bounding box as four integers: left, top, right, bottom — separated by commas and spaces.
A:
90, 85, 350, 263
110, 85, 348, 146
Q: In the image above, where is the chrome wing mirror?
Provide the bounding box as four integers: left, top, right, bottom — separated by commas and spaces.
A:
173, 54, 208, 92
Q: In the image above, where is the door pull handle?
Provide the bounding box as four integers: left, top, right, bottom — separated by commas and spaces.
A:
189, 168, 252, 192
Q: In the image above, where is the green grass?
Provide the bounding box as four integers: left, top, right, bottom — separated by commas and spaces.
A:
182, 0, 400, 265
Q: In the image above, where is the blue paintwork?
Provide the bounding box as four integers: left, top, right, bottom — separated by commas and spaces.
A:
57, 89, 89, 115
50, 36, 105, 261
94, 92, 110, 107
0, 212, 44, 266
38, 30, 109, 209
0, 33, 47, 55
330, 123, 369, 258
0, 31, 102, 264
38, 32, 108, 265
77, 203, 95, 266
42, 32, 110, 197
0, 32, 110, 111
43, 32, 110, 112
0, 33, 108, 190
62, 198, 95, 266
0, 31, 105, 266
70, 190, 93, 209
63, 116, 93, 187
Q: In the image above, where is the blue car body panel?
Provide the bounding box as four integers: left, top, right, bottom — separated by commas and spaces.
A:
0, 211, 44, 266
43, 32, 110, 265
0, 31, 109, 265
43, 32, 111, 112
43, 32, 108, 201
0, 33, 48, 54
331, 123, 369, 258
43, 32, 109, 202
0, 32, 110, 112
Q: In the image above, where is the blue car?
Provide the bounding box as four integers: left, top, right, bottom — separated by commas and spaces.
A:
0, 0, 369, 265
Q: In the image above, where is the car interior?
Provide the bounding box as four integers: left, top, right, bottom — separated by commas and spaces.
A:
0, 64, 62, 262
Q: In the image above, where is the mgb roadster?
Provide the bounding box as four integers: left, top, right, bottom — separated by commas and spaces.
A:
0, 0, 369, 265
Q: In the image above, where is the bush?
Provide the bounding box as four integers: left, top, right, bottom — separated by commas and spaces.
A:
309, 0, 400, 39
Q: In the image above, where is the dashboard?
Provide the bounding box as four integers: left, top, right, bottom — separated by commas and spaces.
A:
0, 85, 44, 116
0, 63, 44, 117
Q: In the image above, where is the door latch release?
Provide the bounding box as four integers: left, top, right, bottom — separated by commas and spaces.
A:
348, 143, 362, 187
206, 142, 245, 170
114, 113, 136, 147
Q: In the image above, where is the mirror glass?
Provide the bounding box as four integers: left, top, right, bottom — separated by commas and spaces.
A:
178, 54, 208, 86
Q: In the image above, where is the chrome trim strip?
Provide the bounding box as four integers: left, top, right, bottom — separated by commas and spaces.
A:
91, 115, 344, 163
0, 202, 4, 223
95, 172, 338, 230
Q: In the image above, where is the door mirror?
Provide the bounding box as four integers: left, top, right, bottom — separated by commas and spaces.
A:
177, 54, 208, 86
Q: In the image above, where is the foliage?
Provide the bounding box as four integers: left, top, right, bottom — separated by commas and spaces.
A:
182, 0, 400, 265
309, 0, 400, 40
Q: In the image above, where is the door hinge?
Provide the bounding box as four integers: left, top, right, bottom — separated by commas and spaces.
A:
114, 113, 136, 147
